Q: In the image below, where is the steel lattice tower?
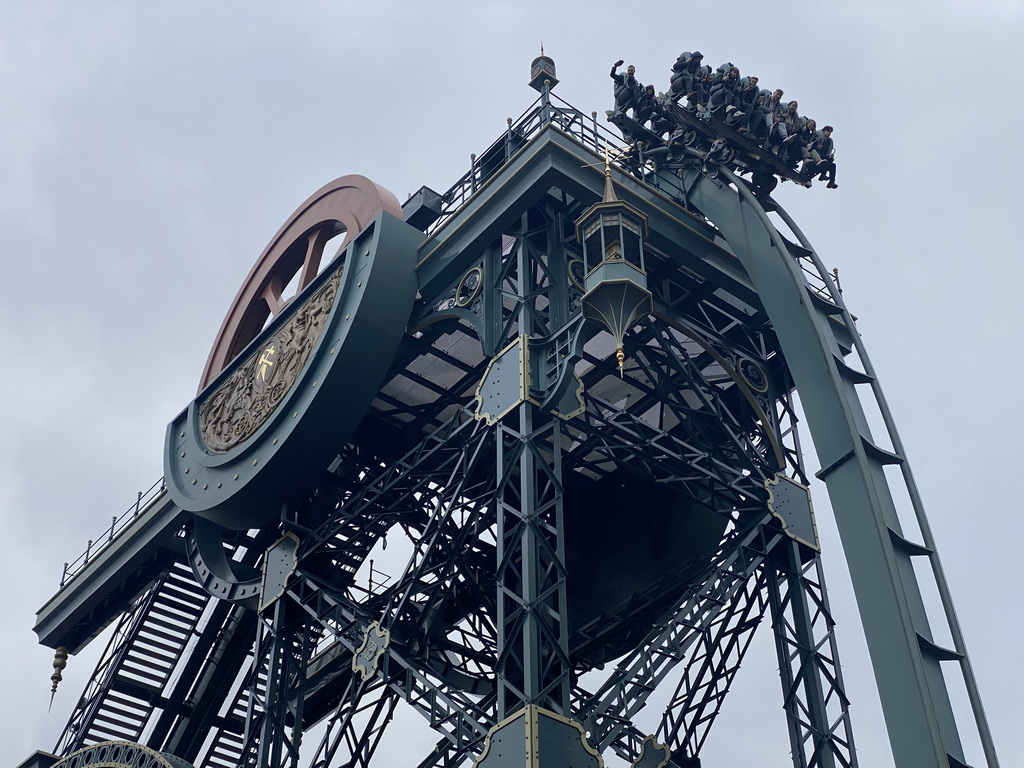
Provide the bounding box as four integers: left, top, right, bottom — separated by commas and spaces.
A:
21, 56, 999, 768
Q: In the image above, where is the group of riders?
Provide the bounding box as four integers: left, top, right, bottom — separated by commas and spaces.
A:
610, 52, 838, 189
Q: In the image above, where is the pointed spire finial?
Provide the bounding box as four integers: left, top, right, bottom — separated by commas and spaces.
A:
49, 646, 68, 711
602, 143, 618, 203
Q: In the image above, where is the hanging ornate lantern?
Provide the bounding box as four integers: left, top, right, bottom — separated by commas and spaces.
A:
575, 162, 652, 375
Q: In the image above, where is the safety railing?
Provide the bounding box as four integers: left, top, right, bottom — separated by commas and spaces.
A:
424, 86, 847, 317
59, 476, 168, 587
425, 89, 631, 236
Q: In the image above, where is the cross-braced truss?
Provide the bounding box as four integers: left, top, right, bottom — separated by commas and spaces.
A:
50, 188, 855, 768
41, 83, 996, 768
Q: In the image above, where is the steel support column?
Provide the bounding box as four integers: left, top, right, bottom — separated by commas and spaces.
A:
494, 409, 571, 718
240, 601, 315, 768
767, 541, 857, 768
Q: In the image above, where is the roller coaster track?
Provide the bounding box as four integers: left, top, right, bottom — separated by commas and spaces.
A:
671, 159, 998, 767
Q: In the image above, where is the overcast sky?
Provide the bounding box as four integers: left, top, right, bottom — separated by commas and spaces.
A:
2, 2, 1021, 767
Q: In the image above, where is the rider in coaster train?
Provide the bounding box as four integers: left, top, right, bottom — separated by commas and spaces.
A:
610, 60, 643, 116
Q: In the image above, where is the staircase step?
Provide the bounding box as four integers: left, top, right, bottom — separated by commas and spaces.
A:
132, 632, 185, 658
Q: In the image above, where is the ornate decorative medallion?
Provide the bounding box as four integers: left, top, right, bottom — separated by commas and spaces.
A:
568, 257, 586, 291
736, 355, 770, 393
199, 268, 342, 453
456, 266, 483, 307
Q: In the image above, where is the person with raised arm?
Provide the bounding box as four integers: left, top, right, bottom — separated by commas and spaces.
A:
610, 60, 642, 116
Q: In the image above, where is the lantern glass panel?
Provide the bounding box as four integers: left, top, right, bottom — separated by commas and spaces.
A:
584, 229, 603, 272
622, 232, 642, 268
605, 239, 623, 261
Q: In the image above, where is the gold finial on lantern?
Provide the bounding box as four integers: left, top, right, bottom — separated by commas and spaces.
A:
576, 150, 652, 379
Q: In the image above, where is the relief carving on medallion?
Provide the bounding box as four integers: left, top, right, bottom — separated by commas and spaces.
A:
199, 268, 342, 453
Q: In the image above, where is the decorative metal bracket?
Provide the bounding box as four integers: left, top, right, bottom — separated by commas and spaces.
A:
351, 621, 390, 682
259, 532, 300, 613
474, 336, 530, 425
630, 735, 671, 768
473, 317, 589, 425
474, 705, 603, 768
765, 474, 820, 551
527, 315, 587, 419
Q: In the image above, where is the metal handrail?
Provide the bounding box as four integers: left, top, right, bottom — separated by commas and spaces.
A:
60, 476, 168, 586
425, 91, 632, 237
54, 98, 618, 590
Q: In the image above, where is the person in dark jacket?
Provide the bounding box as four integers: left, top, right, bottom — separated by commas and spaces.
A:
744, 89, 773, 140
736, 75, 760, 114
707, 65, 743, 119
633, 84, 658, 126
797, 118, 820, 174
669, 51, 705, 103
610, 60, 642, 115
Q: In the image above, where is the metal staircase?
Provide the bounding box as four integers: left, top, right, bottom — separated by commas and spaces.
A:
199, 650, 264, 768
55, 562, 209, 753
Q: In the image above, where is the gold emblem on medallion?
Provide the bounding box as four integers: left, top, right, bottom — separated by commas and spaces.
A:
198, 268, 342, 453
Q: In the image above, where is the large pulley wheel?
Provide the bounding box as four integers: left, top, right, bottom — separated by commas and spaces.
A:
199, 175, 405, 389
165, 175, 423, 529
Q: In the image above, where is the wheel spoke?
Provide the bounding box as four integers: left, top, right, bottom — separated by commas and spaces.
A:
199, 174, 403, 392
299, 226, 329, 293
260, 280, 285, 317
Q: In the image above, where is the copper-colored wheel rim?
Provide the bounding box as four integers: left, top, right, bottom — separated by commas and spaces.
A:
199, 175, 403, 390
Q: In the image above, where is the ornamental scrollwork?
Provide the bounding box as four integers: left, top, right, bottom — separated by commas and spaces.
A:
199, 268, 342, 453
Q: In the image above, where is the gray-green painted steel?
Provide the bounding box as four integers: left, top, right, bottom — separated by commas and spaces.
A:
678, 162, 997, 767
493, 221, 573, 719
474, 707, 602, 768
766, 475, 819, 551
16, 753, 58, 768
258, 533, 300, 612
30, 87, 998, 768
33, 489, 186, 654
164, 211, 422, 530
